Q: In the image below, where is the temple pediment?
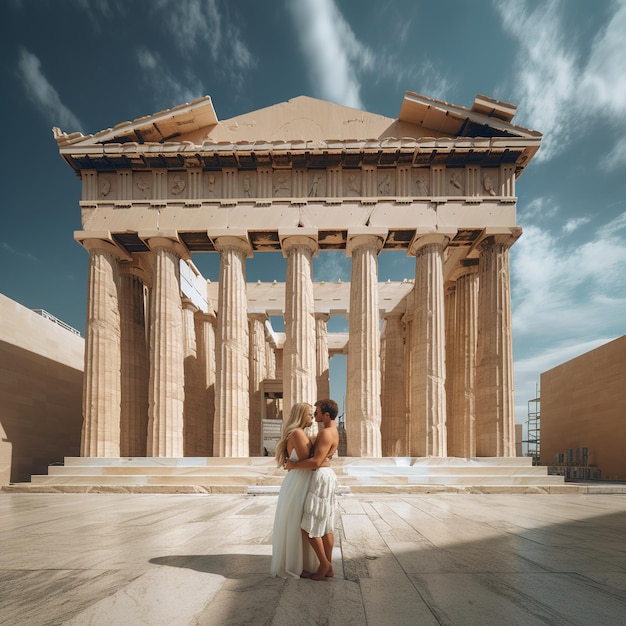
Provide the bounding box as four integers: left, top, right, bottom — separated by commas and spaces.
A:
53, 92, 541, 150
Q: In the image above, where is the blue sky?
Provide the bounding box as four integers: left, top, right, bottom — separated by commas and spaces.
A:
1, 0, 625, 436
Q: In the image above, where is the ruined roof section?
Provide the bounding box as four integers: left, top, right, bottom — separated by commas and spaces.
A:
53, 91, 541, 149
398, 92, 540, 140
53, 96, 219, 148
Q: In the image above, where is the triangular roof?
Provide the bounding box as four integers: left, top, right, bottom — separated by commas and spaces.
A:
54, 92, 541, 149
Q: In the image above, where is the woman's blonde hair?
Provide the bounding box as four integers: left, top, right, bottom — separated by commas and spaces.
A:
274, 402, 313, 467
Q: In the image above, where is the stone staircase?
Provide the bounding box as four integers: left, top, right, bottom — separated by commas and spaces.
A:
4, 455, 620, 494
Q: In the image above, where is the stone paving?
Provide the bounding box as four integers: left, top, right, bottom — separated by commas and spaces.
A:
1, 492, 625, 625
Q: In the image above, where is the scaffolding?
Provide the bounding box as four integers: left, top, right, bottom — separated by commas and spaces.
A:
525, 383, 540, 465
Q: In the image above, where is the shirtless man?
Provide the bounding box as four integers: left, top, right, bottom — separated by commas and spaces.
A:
285, 398, 339, 580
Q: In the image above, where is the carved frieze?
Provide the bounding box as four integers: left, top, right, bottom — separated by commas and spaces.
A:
89, 163, 514, 206
272, 171, 291, 197
240, 172, 256, 198
134, 173, 152, 200
206, 172, 221, 198
308, 171, 324, 197
169, 172, 186, 197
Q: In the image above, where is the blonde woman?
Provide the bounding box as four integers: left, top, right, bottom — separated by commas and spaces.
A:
270, 403, 319, 578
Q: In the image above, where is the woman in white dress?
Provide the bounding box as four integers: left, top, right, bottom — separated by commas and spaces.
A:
270, 403, 319, 578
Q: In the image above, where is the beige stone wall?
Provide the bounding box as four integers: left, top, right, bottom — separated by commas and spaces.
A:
540, 335, 626, 480
0, 294, 84, 484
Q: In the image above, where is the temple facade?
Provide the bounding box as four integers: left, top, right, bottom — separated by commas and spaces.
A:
55, 92, 541, 458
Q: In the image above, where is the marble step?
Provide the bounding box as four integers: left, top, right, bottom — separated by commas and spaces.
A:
9, 455, 583, 493
40, 464, 551, 478
29, 473, 564, 486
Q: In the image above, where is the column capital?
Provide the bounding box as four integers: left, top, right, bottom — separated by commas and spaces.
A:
408, 229, 456, 256
474, 227, 522, 251
346, 229, 387, 257
448, 258, 479, 283
139, 231, 190, 260
195, 309, 217, 323
181, 296, 199, 313
118, 261, 149, 283
75, 231, 132, 261
382, 308, 404, 319
211, 231, 253, 257
280, 230, 318, 257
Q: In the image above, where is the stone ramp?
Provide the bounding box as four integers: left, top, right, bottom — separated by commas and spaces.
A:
5, 455, 623, 494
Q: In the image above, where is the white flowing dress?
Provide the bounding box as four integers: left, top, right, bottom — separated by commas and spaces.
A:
270, 449, 319, 578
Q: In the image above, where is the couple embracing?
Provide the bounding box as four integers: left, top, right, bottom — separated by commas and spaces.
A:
270, 399, 339, 581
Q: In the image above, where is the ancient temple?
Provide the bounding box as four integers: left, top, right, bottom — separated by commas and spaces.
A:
54, 92, 541, 459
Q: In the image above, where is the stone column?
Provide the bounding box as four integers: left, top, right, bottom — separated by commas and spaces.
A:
249, 313, 268, 456
181, 297, 200, 456
403, 308, 413, 454
476, 235, 516, 456
80, 238, 127, 457
213, 235, 251, 457
315, 313, 331, 400
444, 284, 456, 456
118, 264, 149, 457
448, 264, 479, 458
408, 233, 449, 457
265, 333, 277, 380
144, 235, 187, 457
195, 310, 216, 456
381, 311, 407, 456
265, 334, 280, 420
281, 234, 317, 415
345, 232, 385, 457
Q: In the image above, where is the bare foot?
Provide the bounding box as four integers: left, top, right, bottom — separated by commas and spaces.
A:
300, 570, 311, 578
311, 561, 331, 581
325, 566, 334, 578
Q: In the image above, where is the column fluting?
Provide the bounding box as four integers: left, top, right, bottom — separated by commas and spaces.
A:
195, 310, 216, 456
476, 236, 516, 456
381, 311, 407, 456
315, 313, 331, 401
249, 313, 268, 456
213, 235, 251, 456
345, 234, 384, 457
282, 235, 317, 416
119, 265, 149, 457
408, 235, 449, 457
448, 264, 479, 457
81, 239, 124, 457
146, 237, 186, 457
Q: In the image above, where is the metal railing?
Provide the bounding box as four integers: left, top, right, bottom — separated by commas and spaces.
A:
32, 309, 81, 336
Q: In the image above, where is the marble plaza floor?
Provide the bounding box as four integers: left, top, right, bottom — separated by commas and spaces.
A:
1, 492, 625, 626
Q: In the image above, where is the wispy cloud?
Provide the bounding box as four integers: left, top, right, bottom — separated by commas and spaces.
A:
519, 196, 559, 223
562, 216, 591, 234
286, 0, 451, 112
314, 251, 351, 282
1, 241, 38, 263
494, 1, 578, 159
286, 0, 371, 109
74, 0, 122, 30
136, 47, 201, 106
512, 211, 626, 341
495, 0, 626, 162
154, 0, 254, 88
156, 0, 222, 58
16, 48, 83, 131
599, 136, 626, 172
580, 0, 626, 117
512, 210, 626, 422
